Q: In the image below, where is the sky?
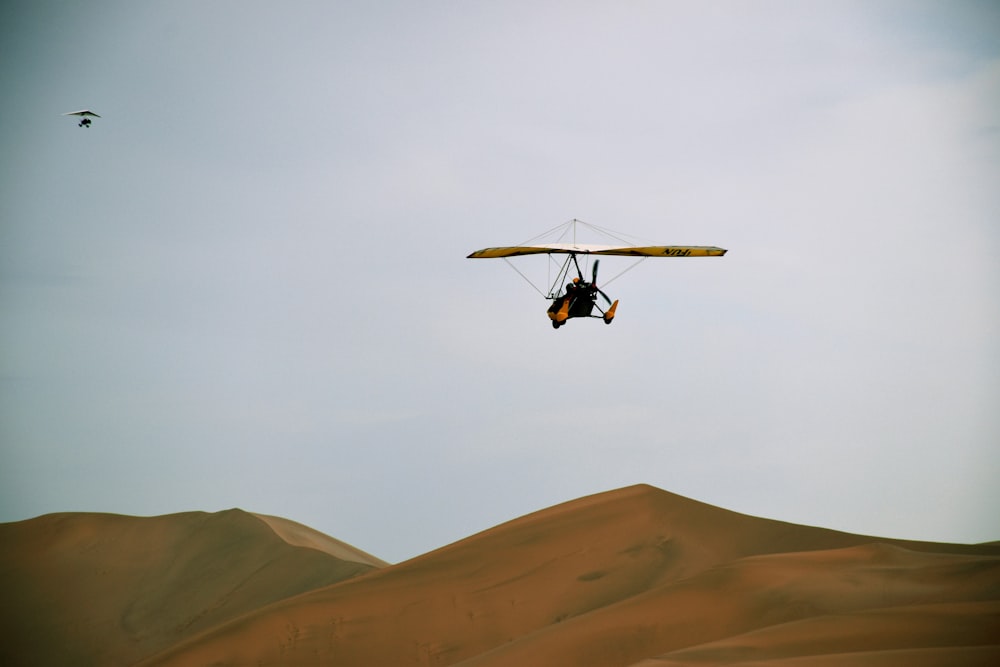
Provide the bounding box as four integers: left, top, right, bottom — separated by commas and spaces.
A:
1, 1, 998, 563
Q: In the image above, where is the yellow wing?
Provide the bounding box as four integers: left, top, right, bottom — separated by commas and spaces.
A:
593, 245, 727, 257
467, 243, 727, 258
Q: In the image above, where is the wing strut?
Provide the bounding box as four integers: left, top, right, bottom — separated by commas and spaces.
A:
502, 257, 547, 298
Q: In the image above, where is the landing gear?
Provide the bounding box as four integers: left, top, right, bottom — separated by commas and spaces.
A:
79, 118, 91, 128
603, 299, 619, 324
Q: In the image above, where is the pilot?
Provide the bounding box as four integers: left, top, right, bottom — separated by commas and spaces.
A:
564, 277, 581, 301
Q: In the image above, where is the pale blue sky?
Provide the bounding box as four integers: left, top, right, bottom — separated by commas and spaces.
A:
2, 1, 998, 562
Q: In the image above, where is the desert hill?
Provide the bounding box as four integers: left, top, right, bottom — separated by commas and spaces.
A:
0, 508, 384, 666
3, 484, 998, 666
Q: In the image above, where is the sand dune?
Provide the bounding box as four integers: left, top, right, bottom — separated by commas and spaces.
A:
0, 509, 382, 665
3, 485, 998, 666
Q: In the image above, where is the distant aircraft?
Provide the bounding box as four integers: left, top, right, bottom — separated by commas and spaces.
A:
468, 219, 727, 329
63, 110, 101, 128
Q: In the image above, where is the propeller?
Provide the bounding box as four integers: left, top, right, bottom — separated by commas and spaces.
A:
591, 260, 614, 304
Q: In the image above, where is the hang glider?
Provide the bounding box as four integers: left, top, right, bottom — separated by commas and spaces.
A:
63, 110, 101, 128
467, 219, 727, 329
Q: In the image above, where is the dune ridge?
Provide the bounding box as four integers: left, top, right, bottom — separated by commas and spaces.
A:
3, 484, 998, 666
251, 513, 388, 567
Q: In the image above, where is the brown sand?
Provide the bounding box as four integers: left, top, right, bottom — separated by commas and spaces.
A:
0, 509, 382, 665
2, 485, 997, 666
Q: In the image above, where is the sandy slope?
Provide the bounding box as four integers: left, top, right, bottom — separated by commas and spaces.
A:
0, 509, 383, 666
3, 485, 998, 666
631, 600, 1000, 666
460, 547, 1000, 666
130, 485, 999, 666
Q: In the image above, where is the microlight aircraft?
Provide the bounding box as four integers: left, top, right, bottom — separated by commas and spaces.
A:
467, 219, 726, 329
63, 110, 101, 128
